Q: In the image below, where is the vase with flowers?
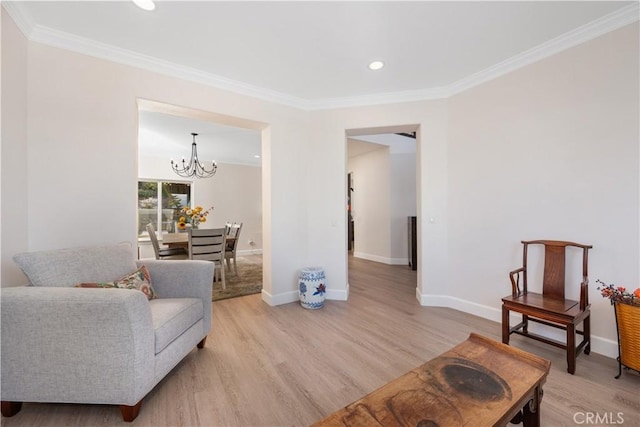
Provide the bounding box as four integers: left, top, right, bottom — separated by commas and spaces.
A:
176, 205, 213, 232
597, 280, 640, 378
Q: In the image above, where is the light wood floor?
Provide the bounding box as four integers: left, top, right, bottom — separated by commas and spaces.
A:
3, 257, 638, 426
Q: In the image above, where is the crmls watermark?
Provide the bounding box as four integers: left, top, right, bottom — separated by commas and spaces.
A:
573, 412, 625, 425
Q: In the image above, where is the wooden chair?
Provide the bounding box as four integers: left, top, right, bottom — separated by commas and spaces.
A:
189, 228, 226, 290
225, 222, 243, 276
501, 240, 592, 374
146, 223, 188, 260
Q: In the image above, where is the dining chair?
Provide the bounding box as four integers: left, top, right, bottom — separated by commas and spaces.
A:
146, 223, 188, 260
189, 227, 226, 289
501, 239, 592, 374
225, 222, 243, 276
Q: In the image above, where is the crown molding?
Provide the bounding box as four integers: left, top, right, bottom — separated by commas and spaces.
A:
305, 86, 450, 110
448, 2, 640, 96
26, 25, 310, 110
2, 1, 34, 38
3, 1, 308, 110
4, 2, 638, 111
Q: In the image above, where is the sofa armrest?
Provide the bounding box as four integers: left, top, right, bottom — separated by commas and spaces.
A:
137, 260, 214, 337
1, 287, 155, 406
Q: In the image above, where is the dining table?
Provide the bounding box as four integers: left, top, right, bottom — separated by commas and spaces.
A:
163, 231, 235, 251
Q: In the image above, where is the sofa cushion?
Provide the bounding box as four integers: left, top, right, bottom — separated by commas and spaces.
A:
77, 265, 158, 300
13, 243, 137, 287
150, 298, 203, 354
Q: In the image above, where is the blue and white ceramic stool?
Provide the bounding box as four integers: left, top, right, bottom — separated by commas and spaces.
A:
298, 267, 326, 309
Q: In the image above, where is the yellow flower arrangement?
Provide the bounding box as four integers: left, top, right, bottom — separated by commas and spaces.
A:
176, 205, 213, 230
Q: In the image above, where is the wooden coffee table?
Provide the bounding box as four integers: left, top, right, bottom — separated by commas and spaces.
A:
313, 333, 551, 427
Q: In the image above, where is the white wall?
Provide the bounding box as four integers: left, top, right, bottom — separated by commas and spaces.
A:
2, 6, 637, 359
348, 146, 416, 264
390, 153, 417, 262
1, 9, 29, 286
349, 145, 391, 262
3, 13, 310, 305
194, 163, 262, 254
308, 101, 450, 303
138, 154, 262, 257
444, 23, 639, 353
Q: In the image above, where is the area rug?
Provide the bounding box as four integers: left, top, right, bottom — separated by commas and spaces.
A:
212, 257, 263, 301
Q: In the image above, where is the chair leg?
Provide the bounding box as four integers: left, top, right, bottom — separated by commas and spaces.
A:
220, 261, 226, 290
1, 401, 23, 417
232, 255, 238, 276
522, 314, 529, 334
583, 315, 591, 355
502, 305, 510, 344
567, 324, 576, 375
120, 400, 143, 422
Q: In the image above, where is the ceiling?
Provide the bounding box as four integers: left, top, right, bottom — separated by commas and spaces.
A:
348, 134, 416, 159
5, 1, 636, 166
138, 111, 262, 167
5, 1, 636, 109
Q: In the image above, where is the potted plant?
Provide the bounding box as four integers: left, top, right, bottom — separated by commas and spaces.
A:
597, 280, 640, 378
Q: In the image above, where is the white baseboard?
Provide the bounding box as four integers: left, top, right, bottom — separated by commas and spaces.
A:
237, 249, 263, 256
417, 290, 618, 359
261, 289, 298, 306
353, 252, 408, 265
261, 284, 348, 306
327, 283, 349, 301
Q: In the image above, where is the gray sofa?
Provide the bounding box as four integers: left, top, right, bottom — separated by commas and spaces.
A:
1, 242, 214, 422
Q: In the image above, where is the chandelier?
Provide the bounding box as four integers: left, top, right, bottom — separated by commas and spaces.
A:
171, 133, 217, 179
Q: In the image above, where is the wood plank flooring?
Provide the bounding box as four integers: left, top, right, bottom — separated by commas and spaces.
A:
2, 256, 638, 426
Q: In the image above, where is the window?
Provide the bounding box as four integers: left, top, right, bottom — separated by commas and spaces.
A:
138, 180, 192, 237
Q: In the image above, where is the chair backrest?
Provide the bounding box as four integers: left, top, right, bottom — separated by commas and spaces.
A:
227, 222, 243, 252
189, 228, 226, 262
521, 240, 592, 300
146, 223, 162, 260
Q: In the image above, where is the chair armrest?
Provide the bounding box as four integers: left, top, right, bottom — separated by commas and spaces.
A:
509, 267, 526, 297
1, 287, 155, 406
580, 276, 589, 310
137, 260, 214, 336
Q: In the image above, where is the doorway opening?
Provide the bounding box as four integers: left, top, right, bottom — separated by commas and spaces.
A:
347, 172, 354, 254
345, 125, 419, 295
136, 99, 269, 296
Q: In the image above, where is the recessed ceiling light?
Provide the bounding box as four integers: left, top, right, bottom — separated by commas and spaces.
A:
368, 61, 384, 71
132, 0, 156, 11
254, 155, 261, 158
